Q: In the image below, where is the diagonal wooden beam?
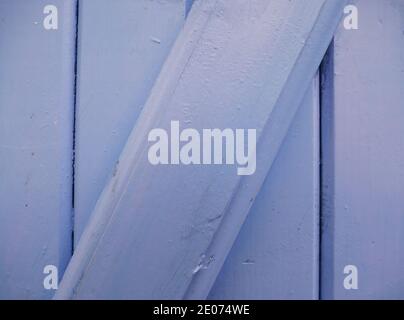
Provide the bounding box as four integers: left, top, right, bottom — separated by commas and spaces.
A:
55, 0, 346, 299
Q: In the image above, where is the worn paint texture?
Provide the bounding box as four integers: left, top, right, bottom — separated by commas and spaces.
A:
3, 0, 402, 301
56, 0, 344, 300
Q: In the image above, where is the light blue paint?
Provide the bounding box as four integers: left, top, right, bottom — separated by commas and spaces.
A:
209, 77, 320, 300
321, 0, 404, 299
73, 0, 186, 245
56, 0, 344, 300
183, 0, 346, 300
0, 0, 77, 299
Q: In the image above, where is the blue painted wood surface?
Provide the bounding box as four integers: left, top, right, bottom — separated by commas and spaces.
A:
321, 0, 404, 299
209, 77, 320, 300
0, 0, 77, 299
3, 0, 402, 300
73, 0, 186, 246
56, 0, 344, 300
73, 0, 321, 299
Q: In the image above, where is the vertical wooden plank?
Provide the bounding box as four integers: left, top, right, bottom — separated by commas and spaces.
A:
74, 0, 186, 245
321, 0, 404, 299
56, 0, 344, 300
209, 77, 320, 300
0, 0, 76, 299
